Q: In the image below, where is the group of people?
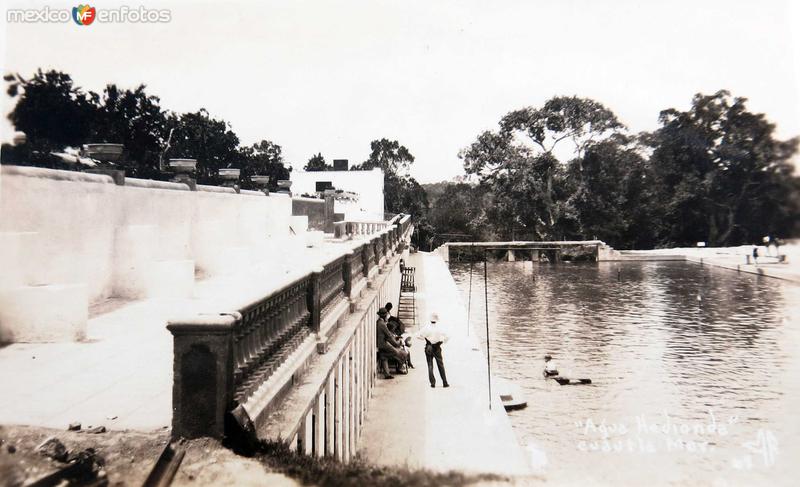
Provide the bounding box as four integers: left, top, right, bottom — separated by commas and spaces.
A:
752, 235, 782, 265
375, 304, 450, 388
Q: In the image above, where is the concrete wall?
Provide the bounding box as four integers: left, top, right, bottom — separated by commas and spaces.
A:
292, 196, 335, 233
290, 169, 384, 221
0, 165, 293, 342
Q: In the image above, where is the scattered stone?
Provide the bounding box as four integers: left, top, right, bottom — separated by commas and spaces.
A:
8, 444, 17, 454
36, 436, 69, 462
68, 422, 82, 431
86, 426, 106, 434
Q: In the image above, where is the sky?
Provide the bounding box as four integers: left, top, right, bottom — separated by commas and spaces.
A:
2, 0, 800, 183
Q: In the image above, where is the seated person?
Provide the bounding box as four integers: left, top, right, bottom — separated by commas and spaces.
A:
385, 302, 412, 368
377, 308, 409, 379
385, 302, 406, 335
544, 354, 559, 376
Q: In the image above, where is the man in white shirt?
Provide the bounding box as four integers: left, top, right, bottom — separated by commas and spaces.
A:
544, 354, 559, 376
418, 312, 449, 388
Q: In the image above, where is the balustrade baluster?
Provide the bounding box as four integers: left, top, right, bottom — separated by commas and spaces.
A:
258, 301, 270, 361
343, 251, 353, 297
234, 325, 245, 385
243, 311, 255, 372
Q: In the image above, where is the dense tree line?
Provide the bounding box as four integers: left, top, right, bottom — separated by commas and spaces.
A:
2, 69, 289, 191
439, 93, 800, 249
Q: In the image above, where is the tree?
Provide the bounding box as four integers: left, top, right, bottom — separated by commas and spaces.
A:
356, 138, 415, 173
165, 109, 240, 183
461, 96, 623, 240
88, 83, 169, 177
564, 135, 654, 247
4, 69, 292, 190
351, 138, 426, 221
646, 90, 799, 246
6, 70, 96, 155
426, 182, 493, 245
304, 152, 331, 171
239, 140, 290, 192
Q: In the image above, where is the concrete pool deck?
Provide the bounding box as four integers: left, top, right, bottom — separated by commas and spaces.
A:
358, 251, 534, 478
619, 242, 800, 284
0, 239, 359, 432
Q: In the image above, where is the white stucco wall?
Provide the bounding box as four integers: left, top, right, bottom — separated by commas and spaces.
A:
290, 168, 384, 221
0, 165, 293, 321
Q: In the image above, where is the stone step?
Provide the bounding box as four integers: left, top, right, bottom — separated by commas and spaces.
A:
0, 283, 88, 342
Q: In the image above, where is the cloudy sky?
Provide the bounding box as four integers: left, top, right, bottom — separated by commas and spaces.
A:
2, 0, 799, 182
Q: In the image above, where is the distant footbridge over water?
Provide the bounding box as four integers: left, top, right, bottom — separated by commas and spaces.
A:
437, 240, 624, 263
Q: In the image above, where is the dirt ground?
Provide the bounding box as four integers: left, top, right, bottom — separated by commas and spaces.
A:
0, 425, 298, 487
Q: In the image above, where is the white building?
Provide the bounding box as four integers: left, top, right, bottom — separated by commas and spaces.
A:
290, 167, 385, 221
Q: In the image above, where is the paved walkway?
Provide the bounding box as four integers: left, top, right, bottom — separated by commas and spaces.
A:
359, 252, 533, 478
0, 238, 359, 432
623, 242, 800, 283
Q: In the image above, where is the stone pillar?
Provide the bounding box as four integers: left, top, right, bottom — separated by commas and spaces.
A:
506, 249, 516, 262
167, 313, 238, 439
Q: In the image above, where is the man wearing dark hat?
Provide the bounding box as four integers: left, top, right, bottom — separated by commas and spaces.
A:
376, 307, 408, 379
385, 302, 413, 369
544, 354, 559, 376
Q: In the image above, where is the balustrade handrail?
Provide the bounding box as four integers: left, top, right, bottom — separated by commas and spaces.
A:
343, 220, 389, 225
320, 255, 346, 312
168, 214, 413, 440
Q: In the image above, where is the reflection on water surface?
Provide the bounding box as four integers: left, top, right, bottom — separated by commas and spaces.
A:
451, 261, 800, 486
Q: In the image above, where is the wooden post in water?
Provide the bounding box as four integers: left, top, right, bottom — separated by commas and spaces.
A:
483, 249, 492, 411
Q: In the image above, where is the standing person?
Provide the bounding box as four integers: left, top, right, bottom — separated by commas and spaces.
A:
752, 246, 759, 265
418, 312, 449, 388
376, 308, 407, 379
